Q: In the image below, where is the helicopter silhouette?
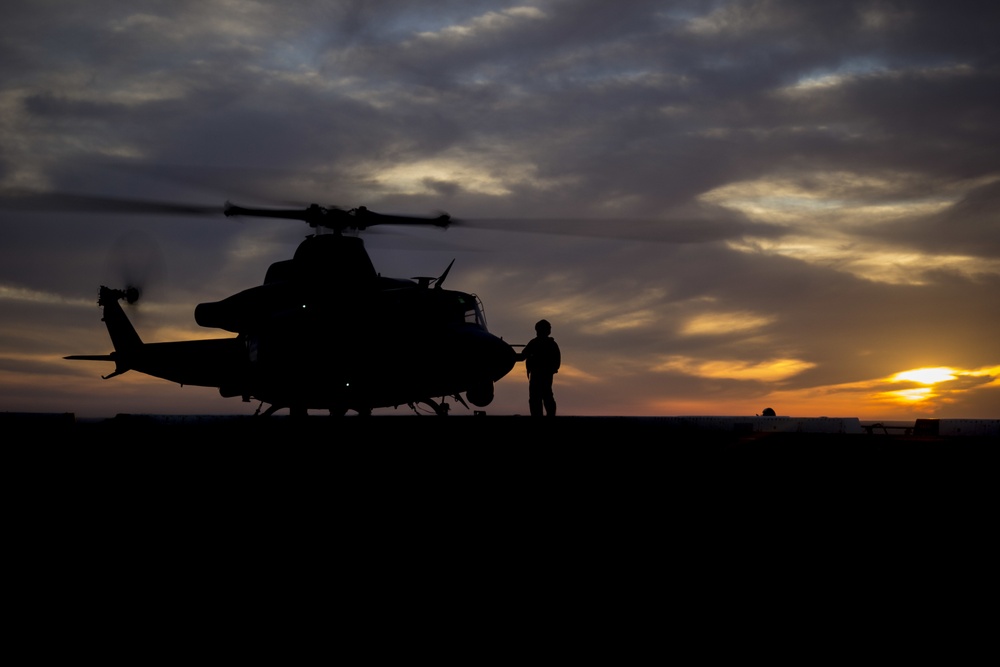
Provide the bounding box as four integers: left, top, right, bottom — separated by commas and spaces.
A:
65, 201, 518, 417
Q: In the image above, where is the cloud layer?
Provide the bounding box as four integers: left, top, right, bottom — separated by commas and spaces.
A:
2, 0, 998, 418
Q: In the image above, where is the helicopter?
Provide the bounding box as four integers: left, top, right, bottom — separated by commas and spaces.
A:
65, 201, 518, 417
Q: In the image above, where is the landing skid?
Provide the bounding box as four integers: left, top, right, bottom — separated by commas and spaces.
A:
409, 398, 450, 416
254, 402, 371, 417
255, 397, 464, 418
255, 402, 280, 417
253, 402, 307, 418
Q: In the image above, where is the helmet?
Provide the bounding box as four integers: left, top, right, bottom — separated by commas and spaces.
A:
535, 319, 551, 335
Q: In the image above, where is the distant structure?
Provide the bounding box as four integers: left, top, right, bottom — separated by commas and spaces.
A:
761, 407, 776, 416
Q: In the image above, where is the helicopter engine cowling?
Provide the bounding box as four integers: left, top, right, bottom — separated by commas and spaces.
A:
195, 283, 290, 332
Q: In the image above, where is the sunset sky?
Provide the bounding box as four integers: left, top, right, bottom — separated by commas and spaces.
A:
2, 0, 998, 419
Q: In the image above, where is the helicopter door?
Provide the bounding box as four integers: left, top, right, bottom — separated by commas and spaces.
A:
246, 334, 259, 362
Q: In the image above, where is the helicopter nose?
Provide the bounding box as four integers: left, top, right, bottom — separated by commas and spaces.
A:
470, 330, 516, 381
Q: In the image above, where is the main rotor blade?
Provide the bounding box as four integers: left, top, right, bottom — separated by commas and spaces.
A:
451, 216, 785, 244
0, 191, 220, 216
224, 202, 451, 232
1, 190, 783, 244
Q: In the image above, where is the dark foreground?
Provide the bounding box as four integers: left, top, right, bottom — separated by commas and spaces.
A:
7, 410, 996, 441
5, 411, 994, 641
6, 412, 995, 471
8, 412, 995, 545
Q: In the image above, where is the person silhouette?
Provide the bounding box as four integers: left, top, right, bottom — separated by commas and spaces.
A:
516, 319, 561, 417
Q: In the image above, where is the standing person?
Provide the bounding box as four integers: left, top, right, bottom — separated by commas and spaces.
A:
516, 319, 561, 417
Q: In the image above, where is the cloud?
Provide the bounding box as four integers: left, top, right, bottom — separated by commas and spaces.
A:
414, 6, 546, 44
1, 0, 998, 419
654, 355, 816, 382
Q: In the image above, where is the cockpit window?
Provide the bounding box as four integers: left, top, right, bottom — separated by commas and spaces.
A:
465, 305, 479, 326
400, 289, 489, 329
463, 294, 488, 329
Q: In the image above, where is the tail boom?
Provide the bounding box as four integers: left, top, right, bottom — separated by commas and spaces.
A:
66, 286, 248, 389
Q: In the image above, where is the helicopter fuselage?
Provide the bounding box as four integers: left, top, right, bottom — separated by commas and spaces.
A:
69, 233, 517, 415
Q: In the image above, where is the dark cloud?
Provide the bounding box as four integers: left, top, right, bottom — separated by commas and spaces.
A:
1, 0, 998, 419
867, 179, 1000, 258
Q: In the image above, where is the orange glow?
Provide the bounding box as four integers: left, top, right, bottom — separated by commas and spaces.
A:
879, 387, 933, 402
891, 367, 957, 384
640, 364, 998, 420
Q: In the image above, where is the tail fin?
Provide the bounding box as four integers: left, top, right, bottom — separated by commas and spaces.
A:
64, 287, 143, 379
98, 286, 143, 353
